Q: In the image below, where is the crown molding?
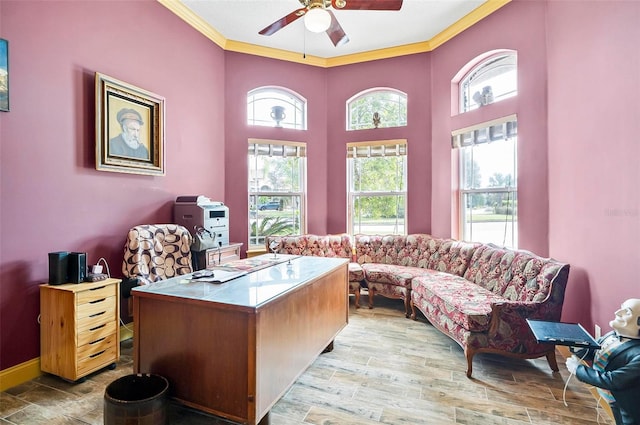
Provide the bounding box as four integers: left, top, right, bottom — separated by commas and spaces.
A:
158, 0, 511, 68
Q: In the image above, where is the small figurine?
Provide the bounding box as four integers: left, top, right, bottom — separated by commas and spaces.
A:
566, 299, 640, 425
373, 112, 381, 128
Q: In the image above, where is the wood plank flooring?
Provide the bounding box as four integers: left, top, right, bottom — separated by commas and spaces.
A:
1, 294, 612, 424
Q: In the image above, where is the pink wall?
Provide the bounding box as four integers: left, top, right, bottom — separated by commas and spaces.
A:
0, 0, 226, 369
546, 1, 640, 330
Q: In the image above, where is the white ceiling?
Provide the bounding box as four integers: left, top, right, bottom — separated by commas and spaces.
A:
171, 0, 498, 61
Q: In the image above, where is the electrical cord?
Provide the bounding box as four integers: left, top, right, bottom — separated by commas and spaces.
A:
97, 257, 132, 333
563, 349, 589, 406
97, 257, 111, 278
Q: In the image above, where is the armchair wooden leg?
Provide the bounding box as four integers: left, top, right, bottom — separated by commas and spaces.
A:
368, 287, 375, 309
354, 289, 360, 308
546, 350, 559, 372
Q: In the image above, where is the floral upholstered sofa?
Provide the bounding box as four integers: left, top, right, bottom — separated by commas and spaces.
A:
267, 233, 570, 378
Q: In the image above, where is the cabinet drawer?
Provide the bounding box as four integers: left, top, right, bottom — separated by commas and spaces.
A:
77, 335, 118, 376
77, 283, 117, 304
78, 320, 117, 346
76, 295, 115, 320
206, 247, 240, 266
77, 301, 117, 333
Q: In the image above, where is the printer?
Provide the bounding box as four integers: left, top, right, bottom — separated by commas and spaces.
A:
173, 195, 229, 246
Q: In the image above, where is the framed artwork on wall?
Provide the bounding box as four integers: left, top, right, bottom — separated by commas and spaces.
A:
0, 39, 8, 112
95, 72, 165, 176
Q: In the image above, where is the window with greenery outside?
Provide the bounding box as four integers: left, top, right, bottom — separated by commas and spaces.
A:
347, 141, 407, 235
459, 51, 517, 113
248, 141, 306, 249
455, 119, 518, 248
347, 88, 407, 130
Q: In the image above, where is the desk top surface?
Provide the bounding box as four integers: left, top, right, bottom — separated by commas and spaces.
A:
131, 254, 348, 308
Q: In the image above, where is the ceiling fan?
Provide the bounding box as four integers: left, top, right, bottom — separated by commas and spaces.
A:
259, 0, 403, 47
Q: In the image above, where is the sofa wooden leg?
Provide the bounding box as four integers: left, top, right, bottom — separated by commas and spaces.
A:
403, 296, 411, 318
409, 301, 417, 320
354, 289, 360, 309
546, 350, 559, 372
368, 288, 375, 309
464, 346, 474, 378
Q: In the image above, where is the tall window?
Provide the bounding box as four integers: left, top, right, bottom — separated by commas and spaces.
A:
347, 140, 407, 235
453, 117, 518, 248
459, 51, 517, 113
347, 88, 407, 130
248, 140, 306, 249
247, 87, 306, 130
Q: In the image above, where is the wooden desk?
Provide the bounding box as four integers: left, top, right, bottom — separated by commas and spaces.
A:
132, 255, 348, 425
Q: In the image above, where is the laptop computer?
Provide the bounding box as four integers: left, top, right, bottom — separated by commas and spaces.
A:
526, 319, 601, 349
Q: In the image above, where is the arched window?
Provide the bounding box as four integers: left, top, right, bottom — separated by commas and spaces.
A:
247, 87, 306, 130
453, 50, 518, 248
346, 88, 407, 131
459, 51, 517, 113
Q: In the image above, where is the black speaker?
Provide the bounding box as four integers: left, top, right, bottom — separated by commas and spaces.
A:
68, 252, 87, 284
48, 251, 69, 285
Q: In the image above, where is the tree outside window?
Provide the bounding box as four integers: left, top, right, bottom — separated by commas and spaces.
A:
347, 88, 407, 131
248, 141, 306, 249
347, 141, 407, 235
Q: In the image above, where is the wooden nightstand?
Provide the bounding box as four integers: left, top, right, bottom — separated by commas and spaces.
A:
192, 242, 243, 270
40, 278, 121, 382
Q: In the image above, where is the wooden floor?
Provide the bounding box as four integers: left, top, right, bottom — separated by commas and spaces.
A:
1, 294, 612, 425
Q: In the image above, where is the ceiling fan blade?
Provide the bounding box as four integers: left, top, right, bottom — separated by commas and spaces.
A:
259, 7, 307, 36
331, 0, 403, 10
326, 10, 349, 47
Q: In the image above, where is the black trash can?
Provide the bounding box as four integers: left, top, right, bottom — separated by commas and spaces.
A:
104, 373, 169, 425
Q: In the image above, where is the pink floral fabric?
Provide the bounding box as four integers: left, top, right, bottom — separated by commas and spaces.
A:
361, 263, 425, 288
267, 233, 571, 376
411, 271, 505, 332
272, 234, 353, 258
266, 233, 363, 283
463, 244, 568, 303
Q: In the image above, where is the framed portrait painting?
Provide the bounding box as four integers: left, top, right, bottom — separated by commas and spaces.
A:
95, 72, 165, 176
0, 39, 8, 112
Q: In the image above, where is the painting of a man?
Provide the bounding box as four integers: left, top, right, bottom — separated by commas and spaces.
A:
109, 108, 149, 160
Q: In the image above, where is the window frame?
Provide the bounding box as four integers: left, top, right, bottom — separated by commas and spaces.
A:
453, 117, 518, 248
458, 51, 517, 114
346, 88, 407, 131
247, 139, 307, 249
346, 139, 407, 236
247, 86, 307, 130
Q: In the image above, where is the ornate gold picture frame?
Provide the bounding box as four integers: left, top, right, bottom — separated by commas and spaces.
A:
95, 72, 165, 176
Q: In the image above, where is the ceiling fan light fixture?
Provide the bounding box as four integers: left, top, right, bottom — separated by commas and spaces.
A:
304, 8, 331, 33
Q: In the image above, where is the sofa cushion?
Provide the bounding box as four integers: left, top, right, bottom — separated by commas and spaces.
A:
348, 262, 365, 282
275, 234, 353, 258
463, 244, 566, 302
361, 263, 426, 288
412, 270, 506, 332
424, 239, 481, 277
355, 234, 434, 266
